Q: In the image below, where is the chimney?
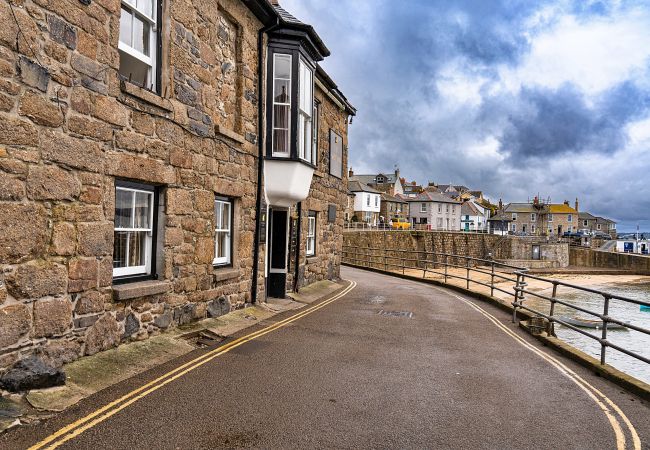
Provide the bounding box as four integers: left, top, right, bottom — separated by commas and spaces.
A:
498, 198, 503, 210
348, 167, 354, 177
564, 200, 569, 206
575, 197, 579, 212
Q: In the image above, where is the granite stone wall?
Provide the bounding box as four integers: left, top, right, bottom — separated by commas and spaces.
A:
0, 0, 268, 369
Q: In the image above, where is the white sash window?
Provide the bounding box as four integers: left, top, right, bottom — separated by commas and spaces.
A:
214, 198, 232, 266
306, 212, 316, 256
119, 0, 158, 90
113, 185, 155, 278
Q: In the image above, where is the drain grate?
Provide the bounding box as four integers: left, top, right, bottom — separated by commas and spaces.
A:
377, 310, 413, 319
178, 329, 226, 348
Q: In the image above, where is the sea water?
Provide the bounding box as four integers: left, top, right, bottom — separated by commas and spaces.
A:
525, 281, 650, 384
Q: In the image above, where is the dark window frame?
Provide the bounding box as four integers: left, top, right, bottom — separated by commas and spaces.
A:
112, 179, 159, 285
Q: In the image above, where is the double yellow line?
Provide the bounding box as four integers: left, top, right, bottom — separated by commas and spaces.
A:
29, 281, 357, 450
434, 287, 641, 450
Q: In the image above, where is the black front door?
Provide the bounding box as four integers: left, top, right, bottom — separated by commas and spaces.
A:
269, 209, 288, 298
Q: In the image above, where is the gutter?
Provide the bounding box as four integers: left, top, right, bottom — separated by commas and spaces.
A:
251, 17, 280, 305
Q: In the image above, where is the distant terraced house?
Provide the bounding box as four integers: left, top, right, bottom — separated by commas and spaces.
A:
0, 0, 355, 370
489, 198, 579, 236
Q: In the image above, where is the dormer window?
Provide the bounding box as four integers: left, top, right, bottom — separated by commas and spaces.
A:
267, 49, 315, 165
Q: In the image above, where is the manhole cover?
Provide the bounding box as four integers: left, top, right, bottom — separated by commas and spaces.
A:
178, 329, 226, 348
377, 310, 413, 318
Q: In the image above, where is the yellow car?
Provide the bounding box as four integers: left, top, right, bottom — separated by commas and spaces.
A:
392, 218, 411, 230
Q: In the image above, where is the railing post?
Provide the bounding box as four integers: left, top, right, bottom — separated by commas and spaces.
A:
490, 261, 495, 297
401, 253, 405, 275
513, 272, 521, 323
466, 258, 470, 289
547, 282, 558, 337
444, 254, 448, 283
601, 295, 610, 365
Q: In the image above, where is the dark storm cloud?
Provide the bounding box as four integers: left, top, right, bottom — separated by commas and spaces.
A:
497, 81, 650, 161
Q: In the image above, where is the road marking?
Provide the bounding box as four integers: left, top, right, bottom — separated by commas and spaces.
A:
432, 286, 641, 450
29, 281, 357, 450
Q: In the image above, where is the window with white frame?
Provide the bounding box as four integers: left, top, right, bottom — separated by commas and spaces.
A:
436, 218, 443, 228
213, 197, 232, 266
583, 219, 588, 226
446, 204, 449, 213
366, 194, 370, 206
438, 204, 442, 213
548, 214, 553, 222
118, 0, 159, 90
568, 214, 572, 222
597, 224, 601, 230
113, 183, 155, 279
511, 223, 516, 232
306, 211, 316, 256
532, 224, 536, 233
272, 54, 292, 156
298, 59, 314, 163
421, 203, 427, 212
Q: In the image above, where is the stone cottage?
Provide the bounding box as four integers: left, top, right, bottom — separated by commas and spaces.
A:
0, 0, 355, 370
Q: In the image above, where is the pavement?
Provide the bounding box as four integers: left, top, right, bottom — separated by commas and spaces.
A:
1, 267, 649, 449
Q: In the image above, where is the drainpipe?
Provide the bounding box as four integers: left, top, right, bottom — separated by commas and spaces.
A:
251, 18, 280, 305
293, 202, 302, 292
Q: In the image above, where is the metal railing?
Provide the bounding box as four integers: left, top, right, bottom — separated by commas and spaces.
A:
343, 244, 650, 369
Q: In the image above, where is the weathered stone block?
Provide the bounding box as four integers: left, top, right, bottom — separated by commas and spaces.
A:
106, 152, 175, 184
193, 190, 214, 212
37, 340, 81, 367
27, 165, 81, 200
167, 188, 192, 214
92, 95, 128, 126
0, 176, 25, 200
153, 312, 172, 329
75, 290, 106, 315
33, 297, 73, 337
85, 313, 120, 355
207, 296, 230, 318
71, 53, 105, 80
7, 261, 67, 299
77, 222, 113, 256
0, 203, 48, 263
0, 114, 39, 146
17, 57, 49, 92
195, 237, 214, 264
115, 130, 145, 152
68, 115, 114, 141
123, 313, 140, 337
48, 14, 76, 49
18, 90, 65, 127
51, 222, 76, 256
42, 130, 105, 172
173, 304, 196, 325
0, 304, 31, 348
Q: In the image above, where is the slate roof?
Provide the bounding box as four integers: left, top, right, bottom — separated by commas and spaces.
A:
351, 172, 398, 185
382, 193, 407, 204
579, 212, 597, 220
461, 202, 482, 216
349, 180, 381, 194
406, 190, 460, 204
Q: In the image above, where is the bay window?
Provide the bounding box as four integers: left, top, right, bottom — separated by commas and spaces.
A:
267, 50, 316, 165
113, 182, 156, 279
306, 211, 316, 256
118, 0, 159, 91
214, 197, 233, 266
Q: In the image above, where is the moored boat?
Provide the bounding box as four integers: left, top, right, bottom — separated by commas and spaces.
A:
558, 316, 628, 330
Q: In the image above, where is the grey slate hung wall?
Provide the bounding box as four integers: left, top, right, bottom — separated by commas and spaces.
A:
0, 0, 353, 370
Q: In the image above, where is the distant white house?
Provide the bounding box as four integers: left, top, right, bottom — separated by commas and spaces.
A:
406, 191, 461, 230
615, 239, 650, 255
349, 180, 381, 225
460, 200, 489, 232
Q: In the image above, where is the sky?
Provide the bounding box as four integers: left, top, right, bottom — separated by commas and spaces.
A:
281, 0, 650, 231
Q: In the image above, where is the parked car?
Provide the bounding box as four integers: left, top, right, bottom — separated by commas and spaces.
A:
392, 218, 411, 230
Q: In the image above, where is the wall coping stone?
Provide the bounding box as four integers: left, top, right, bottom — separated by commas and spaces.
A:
112, 280, 171, 301
213, 267, 240, 282
214, 125, 245, 144
119, 80, 173, 112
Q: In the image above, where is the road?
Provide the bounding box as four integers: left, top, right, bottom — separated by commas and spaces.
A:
2, 266, 649, 449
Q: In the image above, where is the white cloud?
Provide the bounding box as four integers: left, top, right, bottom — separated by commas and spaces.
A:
500, 7, 650, 95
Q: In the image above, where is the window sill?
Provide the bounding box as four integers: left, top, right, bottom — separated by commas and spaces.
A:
112, 280, 172, 301
120, 80, 173, 112
215, 125, 245, 144
213, 267, 240, 282
306, 255, 318, 262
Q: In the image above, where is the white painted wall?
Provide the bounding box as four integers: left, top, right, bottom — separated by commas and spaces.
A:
353, 192, 381, 213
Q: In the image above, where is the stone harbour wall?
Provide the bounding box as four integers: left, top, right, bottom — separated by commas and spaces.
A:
0, 0, 268, 369
570, 248, 650, 274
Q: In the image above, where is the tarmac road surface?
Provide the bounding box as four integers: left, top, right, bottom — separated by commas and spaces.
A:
2, 266, 649, 449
